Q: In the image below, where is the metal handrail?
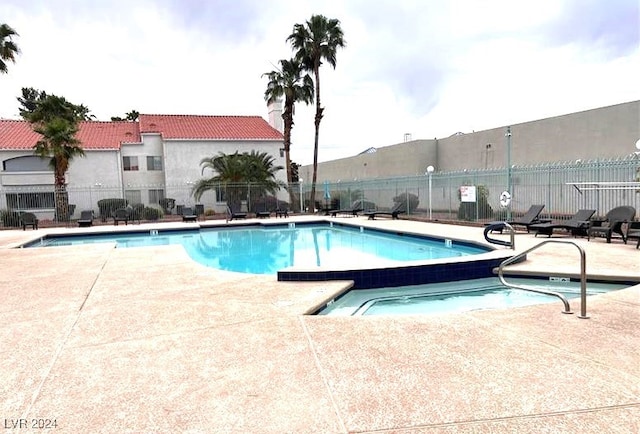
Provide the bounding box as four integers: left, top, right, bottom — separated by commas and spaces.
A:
498, 240, 589, 319
483, 222, 516, 249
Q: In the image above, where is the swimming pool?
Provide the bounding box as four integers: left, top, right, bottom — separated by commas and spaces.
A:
316, 277, 629, 316
23, 222, 494, 279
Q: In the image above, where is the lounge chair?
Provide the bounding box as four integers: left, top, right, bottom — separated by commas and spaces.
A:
587, 206, 636, 243
20, 212, 38, 230
364, 203, 406, 220
329, 207, 363, 217
77, 210, 94, 227
181, 207, 198, 222
505, 204, 547, 232
227, 204, 247, 221
113, 208, 130, 226
530, 209, 596, 237
626, 222, 640, 249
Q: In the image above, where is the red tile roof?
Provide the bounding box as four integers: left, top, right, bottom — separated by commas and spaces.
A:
77, 121, 141, 149
0, 114, 283, 151
0, 120, 140, 150
139, 114, 283, 140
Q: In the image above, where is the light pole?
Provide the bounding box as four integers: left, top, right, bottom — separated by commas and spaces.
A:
299, 180, 304, 213
505, 126, 512, 220
426, 165, 435, 220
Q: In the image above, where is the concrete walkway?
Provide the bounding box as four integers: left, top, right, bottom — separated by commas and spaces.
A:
1, 217, 638, 433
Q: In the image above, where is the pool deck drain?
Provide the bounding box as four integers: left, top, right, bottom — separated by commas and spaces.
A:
0, 216, 638, 433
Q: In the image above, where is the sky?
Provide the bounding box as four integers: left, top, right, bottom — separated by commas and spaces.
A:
1, 0, 639, 165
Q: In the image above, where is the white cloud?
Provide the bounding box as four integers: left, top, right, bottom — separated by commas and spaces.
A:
1, 0, 638, 165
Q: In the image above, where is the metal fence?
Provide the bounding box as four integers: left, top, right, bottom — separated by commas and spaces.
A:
1, 155, 639, 228
314, 155, 640, 222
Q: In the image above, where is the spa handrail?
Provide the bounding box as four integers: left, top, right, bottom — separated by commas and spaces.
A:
483, 222, 516, 249
498, 240, 589, 318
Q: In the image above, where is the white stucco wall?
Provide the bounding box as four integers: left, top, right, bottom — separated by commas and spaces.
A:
162, 139, 287, 212
67, 150, 122, 187
0, 149, 123, 218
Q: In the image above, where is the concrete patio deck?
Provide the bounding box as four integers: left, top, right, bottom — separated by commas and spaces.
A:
1, 217, 638, 433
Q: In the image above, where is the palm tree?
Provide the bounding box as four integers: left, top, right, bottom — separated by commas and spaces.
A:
21, 92, 87, 221
263, 58, 314, 207
0, 24, 20, 74
33, 117, 85, 221
192, 151, 284, 210
287, 14, 345, 212
125, 110, 140, 121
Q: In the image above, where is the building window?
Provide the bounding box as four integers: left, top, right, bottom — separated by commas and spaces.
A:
3, 156, 51, 172
125, 189, 141, 205
216, 185, 227, 202
6, 191, 55, 209
123, 156, 139, 171
149, 189, 165, 205
146, 156, 163, 171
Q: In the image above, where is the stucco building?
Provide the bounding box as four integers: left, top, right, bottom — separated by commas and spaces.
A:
0, 107, 285, 219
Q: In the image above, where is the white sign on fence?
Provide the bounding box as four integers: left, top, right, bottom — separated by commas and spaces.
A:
460, 185, 477, 203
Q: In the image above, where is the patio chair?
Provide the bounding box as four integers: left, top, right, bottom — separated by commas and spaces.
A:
181, 207, 198, 222
113, 208, 130, 226
77, 210, 94, 227
530, 209, 596, 238
20, 212, 38, 230
274, 208, 289, 218
226, 204, 247, 221
505, 204, 547, 232
587, 206, 636, 243
364, 203, 406, 220
626, 221, 640, 249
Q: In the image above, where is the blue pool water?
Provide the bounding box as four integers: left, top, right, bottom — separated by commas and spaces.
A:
25, 223, 489, 274
316, 277, 629, 316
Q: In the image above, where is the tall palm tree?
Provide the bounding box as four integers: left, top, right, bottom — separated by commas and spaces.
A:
263, 58, 314, 206
287, 14, 345, 212
192, 151, 284, 210
21, 92, 87, 221
0, 24, 20, 74
33, 117, 85, 221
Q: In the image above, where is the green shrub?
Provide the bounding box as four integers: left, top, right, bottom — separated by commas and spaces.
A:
159, 198, 175, 214
143, 206, 163, 220
251, 196, 289, 212
131, 203, 145, 220
457, 185, 493, 221
97, 198, 128, 219
392, 192, 419, 212
1, 210, 21, 228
